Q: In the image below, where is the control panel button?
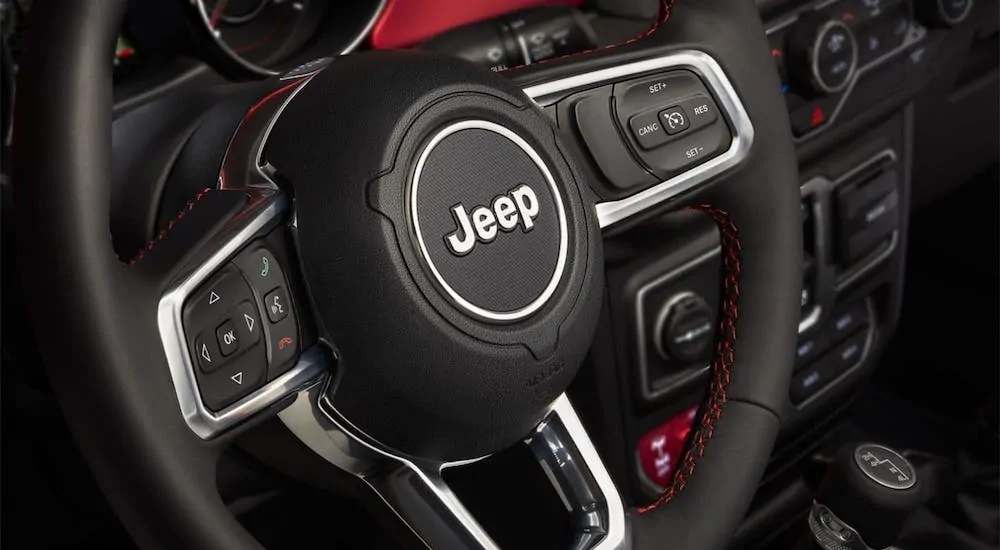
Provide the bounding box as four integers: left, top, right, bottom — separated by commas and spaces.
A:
234, 247, 283, 295
186, 269, 254, 327
795, 332, 829, 370
677, 95, 717, 131
637, 405, 698, 489
788, 18, 858, 95
857, 22, 892, 66
567, 86, 659, 190
790, 359, 835, 404
655, 293, 714, 364
837, 182, 899, 265
267, 316, 300, 380
790, 95, 839, 137
216, 320, 239, 357
658, 106, 690, 135
195, 334, 221, 373
232, 241, 304, 381
830, 302, 869, 341
235, 301, 262, 347
185, 267, 256, 375
830, 331, 867, 374
616, 72, 701, 114
842, 0, 907, 22
264, 287, 290, 323
199, 349, 267, 412
629, 110, 670, 149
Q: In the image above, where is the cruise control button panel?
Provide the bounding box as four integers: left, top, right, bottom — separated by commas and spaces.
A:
613, 71, 732, 181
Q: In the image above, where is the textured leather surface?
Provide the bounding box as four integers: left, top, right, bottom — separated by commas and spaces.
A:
13, 2, 264, 549
15, 0, 799, 548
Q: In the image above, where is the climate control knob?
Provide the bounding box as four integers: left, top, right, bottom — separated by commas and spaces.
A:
788, 18, 858, 96
654, 293, 715, 364
915, 0, 974, 28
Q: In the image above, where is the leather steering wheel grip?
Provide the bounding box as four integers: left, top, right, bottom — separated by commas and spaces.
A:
12, 0, 801, 548
13, 1, 264, 549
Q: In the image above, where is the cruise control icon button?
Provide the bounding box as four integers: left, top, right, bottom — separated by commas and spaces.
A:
659, 106, 690, 135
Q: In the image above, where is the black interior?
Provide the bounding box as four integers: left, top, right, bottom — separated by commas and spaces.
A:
2, 0, 997, 549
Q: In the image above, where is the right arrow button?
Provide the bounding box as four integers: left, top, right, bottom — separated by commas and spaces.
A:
234, 301, 262, 347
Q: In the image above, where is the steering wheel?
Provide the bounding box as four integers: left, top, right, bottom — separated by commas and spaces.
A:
13, 0, 801, 548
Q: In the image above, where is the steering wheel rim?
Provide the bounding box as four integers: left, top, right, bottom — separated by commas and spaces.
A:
13, 1, 802, 549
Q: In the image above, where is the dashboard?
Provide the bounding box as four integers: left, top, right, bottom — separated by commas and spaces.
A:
1, 1, 997, 548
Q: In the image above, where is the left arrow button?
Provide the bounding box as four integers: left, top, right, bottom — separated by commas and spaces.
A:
194, 335, 221, 374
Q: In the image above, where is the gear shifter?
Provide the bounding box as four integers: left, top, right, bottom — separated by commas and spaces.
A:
806, 443, 925, 550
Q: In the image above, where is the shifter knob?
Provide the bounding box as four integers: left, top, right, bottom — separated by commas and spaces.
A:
809, 443, 924, 550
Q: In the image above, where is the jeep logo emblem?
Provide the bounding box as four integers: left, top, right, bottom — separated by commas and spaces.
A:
444, 184, 539, 256
409, 120, 569, 323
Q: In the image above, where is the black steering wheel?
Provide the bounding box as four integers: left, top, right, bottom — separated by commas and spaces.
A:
13, 1, 802, 548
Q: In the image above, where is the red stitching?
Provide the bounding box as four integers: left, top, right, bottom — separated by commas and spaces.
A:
502, 0, 675, 73
637, 205, 742, 514
125, 188, 214, 266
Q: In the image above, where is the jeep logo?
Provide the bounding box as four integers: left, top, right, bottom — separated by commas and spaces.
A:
444, 184, 539, 256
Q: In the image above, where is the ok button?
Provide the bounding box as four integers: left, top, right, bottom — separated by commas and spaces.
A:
628, 110, 669, 150
216, 320, 240, 356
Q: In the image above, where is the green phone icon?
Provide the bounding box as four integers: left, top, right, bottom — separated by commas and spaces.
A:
261, 257, 270, 278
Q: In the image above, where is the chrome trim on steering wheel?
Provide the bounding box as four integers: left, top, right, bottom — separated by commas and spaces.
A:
523, 50, 755, 230
156, 194, 326, 439
278, 366, 631, 550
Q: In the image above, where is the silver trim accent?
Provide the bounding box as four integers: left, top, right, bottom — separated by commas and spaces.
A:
808, 502, 880, 550
522, 50, 755, 229
253, 76, 317, 180
341, 0, 390, 55
156, 195, 326, 439
800, 305, 823, 334
810, 20, 858, 94
409, 120, 569, 322
938, 0, 974, 25
853, 443, 917, 490
278, 379, 630, 550
192, 0, 388, 77
213, 0, 269, 25
528, 395, 629, 550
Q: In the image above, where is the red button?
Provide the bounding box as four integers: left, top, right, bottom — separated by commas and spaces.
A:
637, 406, 698, 488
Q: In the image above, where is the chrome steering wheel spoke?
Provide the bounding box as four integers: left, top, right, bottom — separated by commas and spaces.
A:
278, 364, 630, 550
